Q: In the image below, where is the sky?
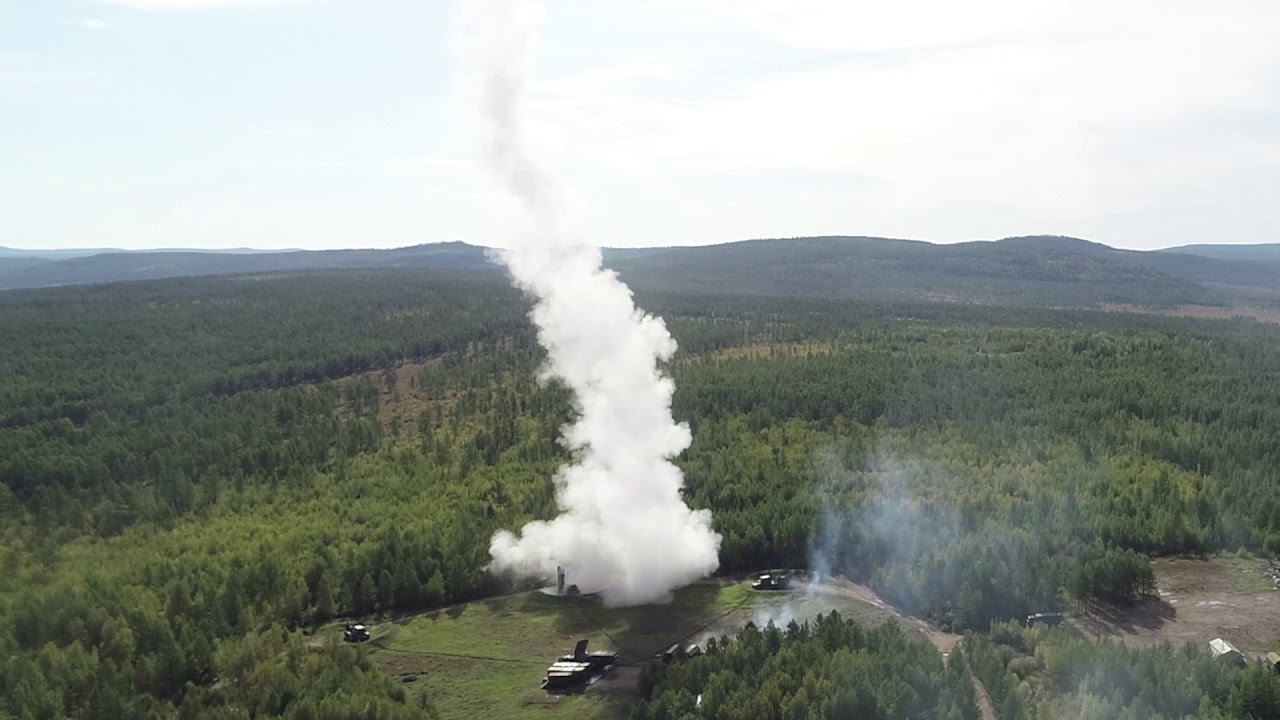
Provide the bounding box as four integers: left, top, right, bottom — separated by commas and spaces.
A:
3, 1, 1279, 251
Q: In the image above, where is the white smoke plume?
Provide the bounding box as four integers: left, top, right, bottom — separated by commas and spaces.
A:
460, 0, 720, 606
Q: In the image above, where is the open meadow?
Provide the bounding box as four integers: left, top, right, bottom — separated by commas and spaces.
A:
307, 577, 910, 719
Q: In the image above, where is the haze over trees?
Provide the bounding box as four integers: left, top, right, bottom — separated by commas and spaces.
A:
966, 623, 1280, 720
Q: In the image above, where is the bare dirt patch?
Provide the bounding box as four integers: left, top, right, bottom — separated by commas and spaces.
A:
1068, 557, 1280, 654
374, 360, 437, 429
1103, 303, 1280, 325
331, 357, 447, 439
692, 341, 837, 363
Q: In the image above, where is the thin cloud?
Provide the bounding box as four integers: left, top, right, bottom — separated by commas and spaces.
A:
509, 0, 1280, 247
6, 2, 1279, 250
99, 0, 301, 10
0, 62, 100, 90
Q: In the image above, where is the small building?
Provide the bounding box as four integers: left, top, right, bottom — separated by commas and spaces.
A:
1210, 638, 1247, 667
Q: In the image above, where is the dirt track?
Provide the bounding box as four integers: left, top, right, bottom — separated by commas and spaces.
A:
809, 576, 962, 655
971, 676, 999, 720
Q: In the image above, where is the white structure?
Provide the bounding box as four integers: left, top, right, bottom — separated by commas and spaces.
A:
1210, 638, 1247, 667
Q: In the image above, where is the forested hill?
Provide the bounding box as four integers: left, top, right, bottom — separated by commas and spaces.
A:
1161, 242, 1280, 262
3, 235, 1279, 309
0, 257, 52, 275
0, 242, 492, 290
615, 236, 1223, 307
616, 235, 1280, 307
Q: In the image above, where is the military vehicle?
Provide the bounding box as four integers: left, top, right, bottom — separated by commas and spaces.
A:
1024, 612, 1065, 627
659, 642, 704, 664
342, 623, 371, 643
542, 639, 617, 690
752, 572, 792, 591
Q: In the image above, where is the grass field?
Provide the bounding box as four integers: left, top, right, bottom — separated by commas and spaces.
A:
315, 577, 911, 720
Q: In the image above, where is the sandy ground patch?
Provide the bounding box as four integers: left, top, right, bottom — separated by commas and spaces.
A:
1068, 557, 1280, 654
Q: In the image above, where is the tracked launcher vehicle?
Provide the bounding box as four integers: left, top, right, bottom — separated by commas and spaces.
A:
542, 639, 618, 691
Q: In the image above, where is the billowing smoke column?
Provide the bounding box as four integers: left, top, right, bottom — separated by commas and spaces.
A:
462, 0, 720, 606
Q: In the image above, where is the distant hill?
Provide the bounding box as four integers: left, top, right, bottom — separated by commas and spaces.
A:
0, 245, 291, 260
0, 256, 52, 274
980, 236, 1280, 289
611, 236, 1226, 308
0, 242, 493, 290
3, 235, 1277, 310
1159, 243, 1280, 262
616, 235, 1280, 308
0, 246, 119, 260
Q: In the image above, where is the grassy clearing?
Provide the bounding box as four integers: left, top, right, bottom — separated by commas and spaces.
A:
1223, 554, 1279, 594
332, 579, 912, 720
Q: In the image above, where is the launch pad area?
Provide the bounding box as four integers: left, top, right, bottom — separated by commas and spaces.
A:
303, 556, 1280, 718
330, 575, 913, 720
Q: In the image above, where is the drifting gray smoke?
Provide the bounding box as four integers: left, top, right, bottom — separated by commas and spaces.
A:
460, 0, 720, 606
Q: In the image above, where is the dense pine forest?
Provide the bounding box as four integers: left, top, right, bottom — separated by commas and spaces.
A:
635, 616, 1280, 720
965, 623, 1280, 719
4, 268, 1280, 718
633, 612, 977, 719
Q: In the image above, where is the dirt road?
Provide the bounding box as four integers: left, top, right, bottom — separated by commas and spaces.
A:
972, 676, 999, 720
808, 576, 962, 655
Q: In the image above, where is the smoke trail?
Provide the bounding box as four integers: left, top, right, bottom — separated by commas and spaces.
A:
460, 0, 720, 606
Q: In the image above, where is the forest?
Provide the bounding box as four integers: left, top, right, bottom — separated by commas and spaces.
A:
965, 623, 1280, 719
633, 612, 977, 720
635, 616, 1280, 720
3, 268, 1280, 718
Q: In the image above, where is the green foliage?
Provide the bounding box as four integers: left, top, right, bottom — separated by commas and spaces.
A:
1068, 548, 1156, 604
0, 269, 527, 533
4, 269, 1280, 717
181, 627, 434, 720
966, 624, 1280, 720
632, 612, 978, 720
1232, 664, 1280, 720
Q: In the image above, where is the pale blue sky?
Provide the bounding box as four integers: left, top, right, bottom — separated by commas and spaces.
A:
3, 1, 1279, 250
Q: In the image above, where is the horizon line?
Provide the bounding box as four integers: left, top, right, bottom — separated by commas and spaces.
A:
5, 234, 1276, 257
